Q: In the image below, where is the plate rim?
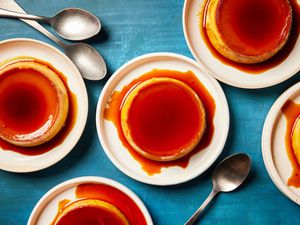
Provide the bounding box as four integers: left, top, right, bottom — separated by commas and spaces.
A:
182, 0, 300, 89
96, 52, 230, 186
262, 81, 300, 205
27, 176, 153, 225
0, 38, 88, 173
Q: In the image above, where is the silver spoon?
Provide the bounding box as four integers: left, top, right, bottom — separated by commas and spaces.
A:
31, 29, 106, 80
0, 8, 101, 41
0, 0, 106, 80
184, 153, 251, 225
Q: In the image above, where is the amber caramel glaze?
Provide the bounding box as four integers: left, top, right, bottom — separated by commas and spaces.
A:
0, 68, 59, 135
282, 100, 300, 187
201, 0, 300, 73
122, 78, 206, 161
51, 183, 147, 225
50, 199, 71, 225
0, 57, 77, 155
75, 184, 146, 225
53, 200, 129, 225
104, 69, 216, 175
58, 199, 71, 212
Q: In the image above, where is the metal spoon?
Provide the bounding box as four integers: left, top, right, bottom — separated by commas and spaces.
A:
184, 153, 251, 225
30, 29, 106, 80
0, 0, 107, 80
0, 8, 101, 41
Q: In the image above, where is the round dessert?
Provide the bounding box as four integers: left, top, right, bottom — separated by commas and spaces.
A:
121, 77, 206, 161
0, 58, 69, 147
53, 199, 129, 225
205, 0, 292, 64
292, 117, 300, 166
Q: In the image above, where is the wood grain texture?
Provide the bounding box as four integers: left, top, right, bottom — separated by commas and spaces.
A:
0, 0, 300, 225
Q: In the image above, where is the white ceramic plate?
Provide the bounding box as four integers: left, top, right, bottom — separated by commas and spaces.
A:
27, 176, 153, 225
262, 81, 300, 205
183, 0, 300, 89
96, 52, 229, 185
0, 38, 88, 173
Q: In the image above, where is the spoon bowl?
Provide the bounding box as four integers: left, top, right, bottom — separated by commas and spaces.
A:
213, 153, 251, 192
64, 43, 107, 80
51, 8, 101, 41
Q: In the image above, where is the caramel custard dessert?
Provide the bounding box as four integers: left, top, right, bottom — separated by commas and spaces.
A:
292, 118, 300, 166
53, 199, 129, 225
0, 57, 69, 147
121, 77, 206, 161
205, 0, 292, 64
105, 69, 216, 175
282, 100, 300, 187
51, 183, 147, 225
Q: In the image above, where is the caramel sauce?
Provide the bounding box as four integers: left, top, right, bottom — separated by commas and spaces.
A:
0, 57, 77, 155
0, 68, 58, 135
58, 199, 71, 211
104, 69, 216, 175
282, 100, 300, 187
201, 0, 300, 73
50, 199, 71, 225
51, 183, 147, 225
54, 202, 128, 225
126, 80, 204, 157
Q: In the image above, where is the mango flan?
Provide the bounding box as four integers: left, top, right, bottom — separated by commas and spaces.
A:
292, 117, 300, 166
53, 199, 129, 225
205, 0, 292, 64
121, 77, 206, 161
0, 57, 69, 147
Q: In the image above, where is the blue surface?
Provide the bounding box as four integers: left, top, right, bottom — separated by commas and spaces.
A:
0, 0, 300, 224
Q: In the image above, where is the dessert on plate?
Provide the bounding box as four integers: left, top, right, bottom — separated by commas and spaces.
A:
121, 77, 206, 161
49, 182, 148, 225
104, 68, 216, 175
53, 199, 129, 225
0, 57, 69, 147
204, 0, 292, 64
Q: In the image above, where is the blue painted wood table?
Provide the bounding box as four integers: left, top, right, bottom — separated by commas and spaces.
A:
0, 0, 300, 224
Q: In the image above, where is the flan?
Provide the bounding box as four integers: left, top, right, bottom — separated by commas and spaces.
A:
121, 77, 206, 161
292, 117, 300, 165
0, 57, 69, 147
53, 199, 129, 225
205, 0, 292, 64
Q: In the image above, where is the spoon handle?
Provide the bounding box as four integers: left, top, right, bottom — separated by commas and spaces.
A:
184, 189, 218, 225
0, 0, 65, 48
0, 8, 49, 22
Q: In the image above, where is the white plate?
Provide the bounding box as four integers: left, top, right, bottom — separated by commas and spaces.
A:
27, 176, 153, 225
96, 52, 229, 185
183, 0, 300, 89
262, 81, 300, 205
0, 38, 88, 173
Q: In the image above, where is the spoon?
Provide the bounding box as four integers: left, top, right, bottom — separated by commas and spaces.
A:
184, 153, 251, 225
0, 8, 101, 41
33, 29, 106, 80
0, 0, 106, 80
